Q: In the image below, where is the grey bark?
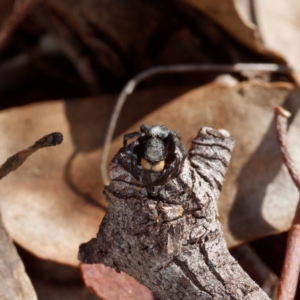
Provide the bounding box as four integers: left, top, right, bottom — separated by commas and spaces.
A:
79, 127, 270, 300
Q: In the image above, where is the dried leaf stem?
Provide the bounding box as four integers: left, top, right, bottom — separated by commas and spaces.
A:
0, 132, 63, 180
275, 106, 300, 300
101, 63, 300, 185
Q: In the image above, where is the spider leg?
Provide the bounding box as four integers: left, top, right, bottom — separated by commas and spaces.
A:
123, 132, 143, 146
131, 153, 139, 179
168, 132, 187, 161
177, 139, 187, 161
140, 124, 150, 133
154, 153, 180, 186
168, 131, 187, 158
164, 133, 176, 154
170, 130, 182, 140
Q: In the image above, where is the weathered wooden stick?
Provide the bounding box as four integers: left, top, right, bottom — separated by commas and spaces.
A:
79, 127, 269, 299
274, 106, 300, 300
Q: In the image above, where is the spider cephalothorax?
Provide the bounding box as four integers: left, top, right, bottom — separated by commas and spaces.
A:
123, 124, 187, 186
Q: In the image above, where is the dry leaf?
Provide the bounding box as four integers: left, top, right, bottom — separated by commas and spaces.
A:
0, 86, 190, 266
0, 82, 299, 268
205, 0, 300, 83
81, 264, 156, 300
182, 0, 285, 62
0, 0, 283, 98
109, 81, 300, 248
250, 0, 300, 83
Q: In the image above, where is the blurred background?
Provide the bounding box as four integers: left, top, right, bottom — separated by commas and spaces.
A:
1, 0, 300, 299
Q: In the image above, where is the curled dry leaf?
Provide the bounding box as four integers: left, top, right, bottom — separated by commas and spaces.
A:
0, 0, 284, 97
0, 81, 299, 269
81, 264, 156, 300
0, 100, 106, 266
236, 0, 300, 82
198, 0, 300, 83
181, 0, 285, 63
252, 0, 300, 83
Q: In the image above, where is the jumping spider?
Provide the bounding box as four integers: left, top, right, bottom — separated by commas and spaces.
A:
123, 124, 187, 186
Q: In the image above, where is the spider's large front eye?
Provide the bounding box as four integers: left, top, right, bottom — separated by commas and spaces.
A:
152, 160, 165, 172
141, 158, 165, 172
141, 158, 152, 170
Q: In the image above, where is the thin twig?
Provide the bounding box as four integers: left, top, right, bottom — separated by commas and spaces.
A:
275, 106, 300, 300
100, 63, 300, 185
0, 132, 63, 180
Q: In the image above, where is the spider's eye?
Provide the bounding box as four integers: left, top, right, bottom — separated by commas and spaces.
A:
141, 158, 165, 172
152, 160, 165, 172
141, 158, 152, 170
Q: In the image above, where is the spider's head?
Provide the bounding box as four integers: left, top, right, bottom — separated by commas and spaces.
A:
123, 124, 186, 185
140, 124, 169, 139
140, 124, 170, 172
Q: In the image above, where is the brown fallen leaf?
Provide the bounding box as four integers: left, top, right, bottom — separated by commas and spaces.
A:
39, 0, 285, 70
0, 81, 299, 269
107, 81, 300, 248
196, 0, 300, 84
17, 246, 101, 300
32, 279, 100, 300
0, 86, 190, 266
250, 0, 300, 83
182, 0, 285, 63
0, 0, 285, 99
81, 264, 156, 300
0, 132, 64, 299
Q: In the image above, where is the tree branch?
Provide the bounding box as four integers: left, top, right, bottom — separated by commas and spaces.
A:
80, 127, 269, 299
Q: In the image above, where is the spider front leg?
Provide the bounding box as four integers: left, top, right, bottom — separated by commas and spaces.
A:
123, 132, 143, 147
130, 153, 139, 179
154, 153, 180, 186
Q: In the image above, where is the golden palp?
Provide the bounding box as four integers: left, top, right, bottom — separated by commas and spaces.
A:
141, 158, 165, 172
152, 160, 165, 172
141, 158, 152, 170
